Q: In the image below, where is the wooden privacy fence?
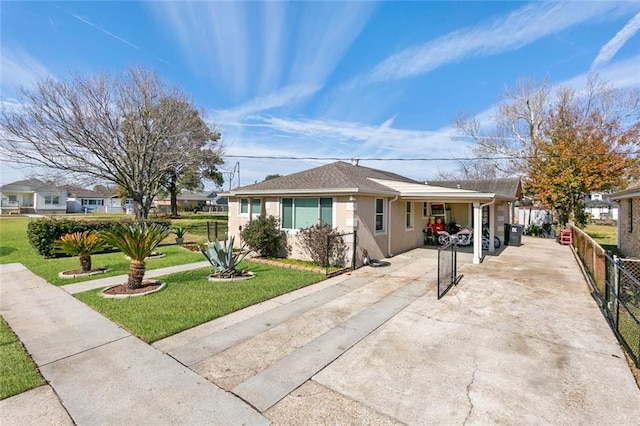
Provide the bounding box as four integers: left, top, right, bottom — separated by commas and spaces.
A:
569, 224, 606, 295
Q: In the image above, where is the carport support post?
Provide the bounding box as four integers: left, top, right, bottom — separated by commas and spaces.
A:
473, 202, 482, 264
489, 202, 495, 253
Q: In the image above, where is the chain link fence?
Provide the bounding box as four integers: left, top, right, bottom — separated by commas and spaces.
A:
570, 224, 640, 367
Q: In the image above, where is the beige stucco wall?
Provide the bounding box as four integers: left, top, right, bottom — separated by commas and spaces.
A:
618, 197, 640, 258
228, 195, 361, 264
227, 195, 512, 263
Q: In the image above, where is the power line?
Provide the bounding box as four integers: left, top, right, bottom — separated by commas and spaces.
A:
223, 151, 640, 162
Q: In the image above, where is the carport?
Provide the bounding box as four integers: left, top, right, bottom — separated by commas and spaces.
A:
370, 178, 519, 264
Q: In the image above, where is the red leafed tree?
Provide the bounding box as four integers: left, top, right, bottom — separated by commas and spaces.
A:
526, 92, 639, 225
454, 75, 640, 226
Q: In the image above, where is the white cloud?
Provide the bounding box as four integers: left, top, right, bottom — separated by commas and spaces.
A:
1, 48, 50, 93
561, 55, 640, 91
358, 2, 632, 85
592, 12, 640, 69
214, 83, 321, 122
151, 2, 375, 97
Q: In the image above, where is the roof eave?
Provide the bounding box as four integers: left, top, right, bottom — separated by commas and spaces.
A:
220, 188, 400, 198
610, 188, 640, 200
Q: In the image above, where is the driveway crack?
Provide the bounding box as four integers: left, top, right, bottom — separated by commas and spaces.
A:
463, 361, 478, 425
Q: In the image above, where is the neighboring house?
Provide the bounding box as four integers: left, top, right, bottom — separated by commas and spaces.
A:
584, 193, 618, 221
0, 179, 67, 215
222, 161, 521, 265
153, 190, 211, 214
206, 192, 229, 212
610, 186, 640, 259
64, 186, 124, 213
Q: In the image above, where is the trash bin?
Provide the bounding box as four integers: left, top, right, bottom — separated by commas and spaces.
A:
504, 223, 511, 246
508, 224, 524, 247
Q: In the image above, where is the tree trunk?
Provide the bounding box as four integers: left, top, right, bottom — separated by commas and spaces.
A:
168, 174, 179, 217
79, 255, 92, 272
127, 260, 146, 289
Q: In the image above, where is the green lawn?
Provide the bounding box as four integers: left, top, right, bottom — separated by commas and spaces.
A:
0, 317, 45, 400
75, 261, 325, 342
0, 218, 204, 286
583, 223, 618, 252
0, 214, 326, 397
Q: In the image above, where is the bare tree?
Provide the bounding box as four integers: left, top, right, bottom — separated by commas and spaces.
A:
1, 67, 223, 220
454, 74, 640, 224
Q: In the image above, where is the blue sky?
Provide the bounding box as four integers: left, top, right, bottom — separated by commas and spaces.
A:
2, 1, 640, 189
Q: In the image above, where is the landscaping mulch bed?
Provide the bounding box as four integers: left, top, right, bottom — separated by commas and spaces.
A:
249, 257, 325, 274
58, 268, 110, 278
103, 281, 163, 295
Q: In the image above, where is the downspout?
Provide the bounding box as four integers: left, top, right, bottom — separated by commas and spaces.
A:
387, 195, 399, 257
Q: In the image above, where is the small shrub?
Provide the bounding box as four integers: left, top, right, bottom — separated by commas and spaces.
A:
54, 231, 110, 272
172, 226, 187, 238
27, 218, 171, 258
101, 222, 172, 289
525, 224, 541, 236
201, 236, 249, 278
240, 215, 286, 258
298, 223, 347, 267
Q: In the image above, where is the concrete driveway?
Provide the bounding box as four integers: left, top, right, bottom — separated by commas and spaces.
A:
2, 236, 638, 424
155, 236, 640, 425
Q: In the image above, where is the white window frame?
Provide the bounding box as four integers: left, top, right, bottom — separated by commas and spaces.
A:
238, 198, 261, 217
44, 195, 60, 205
405, 201, 414, 230
422, 202, 429, 218
280, 197, 334, 230
374, 198, 386, 235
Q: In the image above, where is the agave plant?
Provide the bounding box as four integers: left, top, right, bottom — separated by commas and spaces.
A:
54, 231, 109, 272
101, 223, 171, 289
201, 236, 249, 278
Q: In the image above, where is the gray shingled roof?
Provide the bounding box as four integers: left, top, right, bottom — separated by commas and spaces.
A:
230, 161, 418, 195
0, 179, 59, 192
62, 185, 116, 198
426, 178, 523, 199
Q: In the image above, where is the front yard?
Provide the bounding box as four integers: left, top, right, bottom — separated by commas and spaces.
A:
0, 215, 325, 399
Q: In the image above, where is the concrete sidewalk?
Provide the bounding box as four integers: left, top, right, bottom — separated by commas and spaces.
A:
0, 263, 267, 425
61, 260, 211, 294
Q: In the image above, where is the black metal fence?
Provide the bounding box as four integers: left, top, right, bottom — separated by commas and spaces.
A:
570, 225, 640, 367
437, 242, 462, 299
326, 230, 358, 276
604, 254, 640, 368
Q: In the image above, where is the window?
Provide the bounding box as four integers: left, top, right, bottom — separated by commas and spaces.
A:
44, 195, 59, 205
281, 197, 333, 229
239, 198, 261, 216
82, 199, 104, 206
375, 198, 385, 232
629, 199, 634, 233
405, 202, 413, 229
423, 202, 429, 218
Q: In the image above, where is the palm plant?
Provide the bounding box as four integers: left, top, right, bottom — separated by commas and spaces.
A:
54, 231, 109, 272
172, 226, 187, 244
201, 236, 249, 278
101, 223, 171, 289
